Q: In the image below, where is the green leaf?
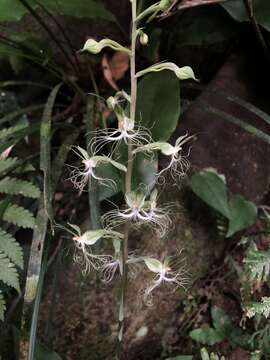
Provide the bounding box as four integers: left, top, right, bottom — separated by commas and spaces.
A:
211, 306, 233, 335
0, 252, 20, 292
96, 162, 123, 201
0, 123, 27, 140
1, 202, 36, 229
0, 158, 19, 174
136, 70, 180, 141
34, 340, 63, 360
244, 246, 270, 282
0, 0, 116, 23
190, 169, 231, 218
190, 328, 225, 346
222, 0, 270, 32
131, 153, 158, 191
168, 6, 238, 48
0, 290, 6, 321
227, 195, 257, 237
0, 229, 23, 268
246, 297, 270, 318
0, 177, 40, 198
0, 124, 39, 154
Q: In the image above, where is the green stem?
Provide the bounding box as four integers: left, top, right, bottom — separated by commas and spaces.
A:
117, 0, 137, 356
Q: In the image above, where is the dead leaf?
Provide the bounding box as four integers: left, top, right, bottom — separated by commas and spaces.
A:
109, 52, 129, 81
102, 54, 119, 91
101, 52, 130, 90
0, 145, 15, 160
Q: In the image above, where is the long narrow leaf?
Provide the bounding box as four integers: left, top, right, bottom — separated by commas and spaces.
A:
201, 103, 270, 145
40, 83, 62, 224
21, 112, 80, 360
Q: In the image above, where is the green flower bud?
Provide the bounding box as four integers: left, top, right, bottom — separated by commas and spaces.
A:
159, 0, 171, 11
107, 96, 117, 110
81, 38, 131, 55
139, 32, 149, 46
136, 62, 197, 81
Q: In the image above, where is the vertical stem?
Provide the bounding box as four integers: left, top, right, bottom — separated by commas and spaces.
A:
117, 0, 137, 357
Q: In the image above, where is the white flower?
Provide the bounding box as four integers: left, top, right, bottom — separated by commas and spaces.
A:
68, 146, 127, 191
61, 223, 123, 275
102, 190, 147, 228
133, 134, 194, 183
89, 116, 152, 155
102, 189, 173, 237
143, 254, 188, 305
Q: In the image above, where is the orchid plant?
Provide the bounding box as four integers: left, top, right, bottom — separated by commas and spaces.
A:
64, 0, 196, 354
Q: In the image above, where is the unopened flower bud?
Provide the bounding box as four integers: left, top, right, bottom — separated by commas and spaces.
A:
81, 38, 131, 55
107, 96, 117, 110
140, 32, 149, 46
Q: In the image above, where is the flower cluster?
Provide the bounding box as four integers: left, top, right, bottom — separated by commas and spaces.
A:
66, 106, 192, 299
102, 188, 173, 237
66, 6, 196, 306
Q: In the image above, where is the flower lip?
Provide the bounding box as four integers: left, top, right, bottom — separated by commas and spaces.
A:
82, 158, 95, 168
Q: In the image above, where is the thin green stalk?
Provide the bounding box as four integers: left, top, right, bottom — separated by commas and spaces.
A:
202, 104, 270, 145
117, 0, 137, 356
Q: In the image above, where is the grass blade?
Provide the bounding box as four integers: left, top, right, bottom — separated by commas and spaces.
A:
201, 103, 270, 145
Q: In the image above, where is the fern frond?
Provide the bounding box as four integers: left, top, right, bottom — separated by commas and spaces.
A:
1, 202, 36, 229
0, 252, 20, 292
0, 123, 26, 140
0, 229, 23, 268
244, 247, 270, 282
246, 297, 270, 318
0, 157, 18, 174
0, 177, 40, 198
0, 291, 6, 321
